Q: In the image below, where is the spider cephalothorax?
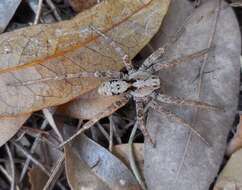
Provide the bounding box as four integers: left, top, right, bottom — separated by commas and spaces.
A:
98, 71, 160, 98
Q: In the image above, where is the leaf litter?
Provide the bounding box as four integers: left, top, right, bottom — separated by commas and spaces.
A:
0, 0, 241, 190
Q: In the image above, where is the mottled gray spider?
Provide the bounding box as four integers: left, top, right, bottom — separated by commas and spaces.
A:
56, 25, 222, 147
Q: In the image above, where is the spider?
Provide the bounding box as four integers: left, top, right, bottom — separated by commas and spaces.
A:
55, 25, 222, 147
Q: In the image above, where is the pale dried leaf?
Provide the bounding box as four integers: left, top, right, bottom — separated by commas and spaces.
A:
113, 143, 144, 175
0, 114, 30, 147
0, 0, 170, 117
144, 0, 240, 190
65, 144, 110, 190
214, 149, 242, 190
28, 167, 48, 190
64, 127, 141, 190
58, 89, 123, 119
42, 108, 63, 141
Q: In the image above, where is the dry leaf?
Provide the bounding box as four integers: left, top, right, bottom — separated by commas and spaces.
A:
213, 149, 242, 190
65, 144, 111, 190
68, 0, 98, 12
0, 114, 30, 147
28, 166, 49, 190
113, 143, 144, 178
64, 127, 141, 190
0, 0, 170, 117
58, 89, 123, 119
144, 0, 240, 190
227, 115, 242, 156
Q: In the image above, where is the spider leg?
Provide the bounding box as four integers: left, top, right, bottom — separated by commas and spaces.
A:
7, 70, 123, 87
89, 25, 134, 72
139, 47, 165, 71
151, 92, 222, 111
59, 95, 129, 147
147, 47, 213, 73
135, 98, 155, 146
148, 101, 209, 145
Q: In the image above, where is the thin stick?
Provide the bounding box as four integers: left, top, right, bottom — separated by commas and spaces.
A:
5, 144, 15, 190
13, 142, 50, 176
108, 116, 114, 152
59, 97, 128, 147
128, 123, 146, 190
43, 108, 64, 142
45, 0, 61, 21
14, 142, 65, 189
19, 119, 49, 181
112, 123, 122, 144
0, 158, 24, 164
34, 0, 44, 24
0, 165, 12, 182
97, 122, 110, 141
43, 154, 65, 190
20, 126, 49, 137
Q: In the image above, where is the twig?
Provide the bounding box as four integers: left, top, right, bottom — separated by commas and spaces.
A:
43, 108, 63, 142
43, 154, 65, 190
14, 142, 65, 189
5, 144, 15, 190
34, 0, 44, 24
19, 119, 49, 181
0, 165, 12, 183
128, 123, 146, 190
13, 142, 50, 176
124, 121, 135, 130
45, 0, 62, 21
97, 122, 110, 141
112, 124, 122, 144
0, 158, 24, 164
109, 116, 114, 152
77, 119, 83, 129
15, 132, 26, 142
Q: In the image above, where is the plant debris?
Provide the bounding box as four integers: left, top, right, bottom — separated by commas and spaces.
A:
0, 0, 241, 190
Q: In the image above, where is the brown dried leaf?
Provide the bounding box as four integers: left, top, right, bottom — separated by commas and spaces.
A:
58, 89, 122, 119
144, 1, 240, 190
28, 166, 48, 190
64, 130, 141, 190
65, 144, 111, 190
0, 114, 30, 147
0, 0, 170, 117
214, 149, 242, 190
68, 0, 98, 12
113, 143, 144, 176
